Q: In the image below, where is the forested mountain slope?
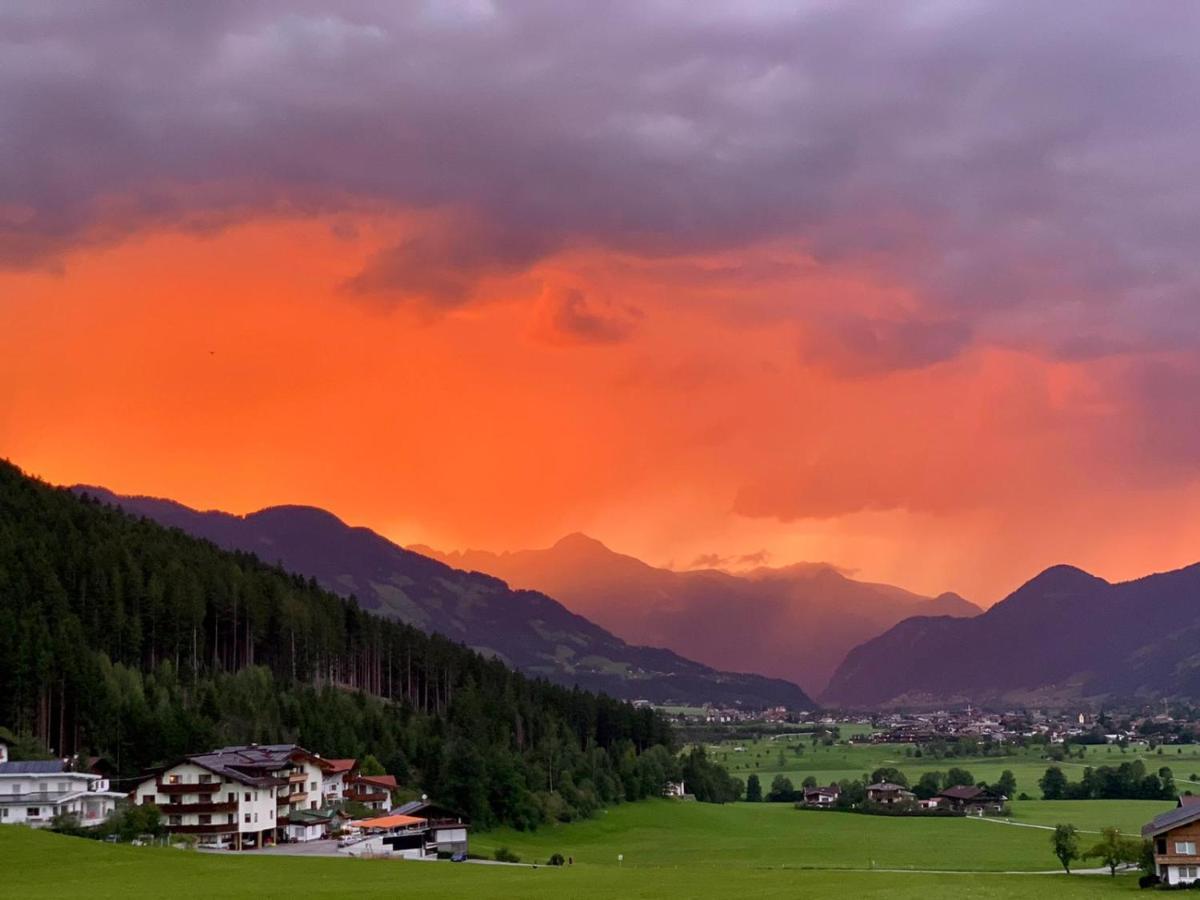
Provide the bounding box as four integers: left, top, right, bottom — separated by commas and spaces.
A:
0, 461, 739, 827
72, 486, 809, 709
823, 562, 1200, 707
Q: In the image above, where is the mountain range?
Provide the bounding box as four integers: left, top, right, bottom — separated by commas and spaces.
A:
823, 562, 1200, 708
414, 533, 979, 694
74, 487, 810, 709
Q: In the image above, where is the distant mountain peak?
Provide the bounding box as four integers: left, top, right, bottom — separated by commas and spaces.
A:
552, 532, 611, 553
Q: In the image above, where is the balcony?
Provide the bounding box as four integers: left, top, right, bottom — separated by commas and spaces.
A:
278, 792, 308, 806
156, 780, 202, 795
162, 800, 238, 814
288, 772, 307, 784
165, 823, 238, 836
344, 789, 388, 803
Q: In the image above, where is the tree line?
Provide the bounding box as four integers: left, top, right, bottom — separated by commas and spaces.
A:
1038, 761, 1175, 800
0, 460, 699, 829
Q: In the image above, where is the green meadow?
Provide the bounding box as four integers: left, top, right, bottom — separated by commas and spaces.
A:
1, 802, 1152, 899
472, 797, 1169, 872
707, 733, 1200, 798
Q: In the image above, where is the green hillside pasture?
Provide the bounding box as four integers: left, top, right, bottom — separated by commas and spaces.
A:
1, 825, 1141, 899
472, 797, 1164, 873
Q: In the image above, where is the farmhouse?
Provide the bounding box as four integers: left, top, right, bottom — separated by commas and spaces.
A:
0, 742, 124, 828
1143, 804, 1200, 885
802, 785, 840, 807
865, 782, 914, 806
936, 785, 1006, 815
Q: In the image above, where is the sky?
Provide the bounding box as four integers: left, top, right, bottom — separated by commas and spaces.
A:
4, 1, 1200, 604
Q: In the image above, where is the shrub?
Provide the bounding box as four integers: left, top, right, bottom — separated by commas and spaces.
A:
1137, 873, 1160, 889
494, 846, 521, 864
548, 853, 565, 866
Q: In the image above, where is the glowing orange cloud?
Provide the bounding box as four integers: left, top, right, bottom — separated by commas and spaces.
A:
4, 215, 1200, 605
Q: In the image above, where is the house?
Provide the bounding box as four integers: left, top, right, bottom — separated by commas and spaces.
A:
936, 785, 1006, 815
285, 807, 349, 843
865, 782, 915, 806
802, 785, 840, 807
390, 800, 470, 857
1143, 804, 1200, 885
0, 746, 124, 828
342, 801, 470, 859
917, 797, 941, 811
345, 773, 397, 810
315, 757, 358, 807
664, 781, 687, 799
132, 743, 329, 850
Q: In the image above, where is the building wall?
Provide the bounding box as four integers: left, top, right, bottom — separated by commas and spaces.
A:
0, 772, 108, 827
137, 762, 278, 837
1155, 821, 1200, 881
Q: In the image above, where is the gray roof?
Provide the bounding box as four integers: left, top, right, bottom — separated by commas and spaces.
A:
0, 760, 67, 775
1142, 804, 1200, 837
161, 744, 313, 788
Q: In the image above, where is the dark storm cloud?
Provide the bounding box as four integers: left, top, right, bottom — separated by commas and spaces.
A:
4, 1, 1200, 352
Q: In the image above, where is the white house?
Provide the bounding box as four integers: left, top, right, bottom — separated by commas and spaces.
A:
132, 743, 330, 850
0, 743, 124, 828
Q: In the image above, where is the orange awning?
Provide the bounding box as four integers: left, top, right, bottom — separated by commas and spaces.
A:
350, 814, 426, 830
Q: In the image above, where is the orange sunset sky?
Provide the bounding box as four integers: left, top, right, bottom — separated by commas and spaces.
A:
4, 3, 1200, 604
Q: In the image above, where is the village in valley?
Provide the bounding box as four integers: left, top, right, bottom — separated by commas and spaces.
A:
8, 700, 1200, 890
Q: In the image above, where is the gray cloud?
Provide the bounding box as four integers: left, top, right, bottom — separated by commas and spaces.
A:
4, 1, 1200, 357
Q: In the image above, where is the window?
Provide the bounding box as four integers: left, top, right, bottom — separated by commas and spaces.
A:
199, 815, 211, 825
199, 774, 212, 784
253, 812, 258, 823
143, 794, 153, 805
1159, 839, 1168, 855
1, 809, 7, 819
169, 815, 181, 826
310, 782, 317, 792
270, 809, 274, 819
201, 794, 212, 803
26, 808, 40, 817
10, 784, 20, 794
244, 792, 251, 802
244, 813, 251, 824
1182, 865, 1199, 879
168, 774, 181, 784
1176, 841, 1197, 855
227, 813, 235, 824
227, 792, 235, 804
57, 782, 67, 792
170, 795, 181, 805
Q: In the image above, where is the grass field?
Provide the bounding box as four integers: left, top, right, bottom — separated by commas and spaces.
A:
0, 818, 1146, 898
708, 733, 1200, 798
472, 797, 1170, 872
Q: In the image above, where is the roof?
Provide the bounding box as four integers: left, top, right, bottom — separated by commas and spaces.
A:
390, 800, 469, 823
318, 758, 357, 774
287, 808, 334, 825
351, 814, 426, 830
1143, 804, 1200, 838
804, 785, 839, 795
357, 774, 397, 789
939, 785, 1006, 802
1178, 794, 1200, 807
0, 760, 67, 775
867, 782, 908, 791
148, 744, 316, 788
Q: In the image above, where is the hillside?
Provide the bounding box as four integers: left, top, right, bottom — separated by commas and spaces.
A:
822, 562, 1200, 707
0, 459, 702, 828
72, 487, 809, 709
416, 534, 978, 694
